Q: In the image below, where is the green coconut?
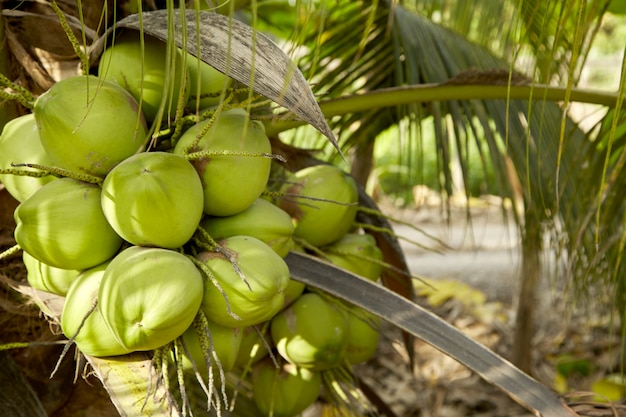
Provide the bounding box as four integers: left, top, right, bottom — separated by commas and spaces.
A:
278, 164, 358, 247
271, 292, 349, 371
33, 75, 147, 177
252, 359, 322, 417
100, 151, 204, 249
343, 307, 381, 364
185, 52, 232, 111
322, 233, 384, 281
14, 178, 123, 270
200, 198, 295, 258
199, 236, 290, 328
23, 251, 81, 296
98, 30, 189, 121
233, 325, 271, 369
174, 108, 272, 216
61, 261, 131, 357
0, 113, 57, 202
176, 319, 243, 376
98, 246, 204, 352
282, 278, 306, 310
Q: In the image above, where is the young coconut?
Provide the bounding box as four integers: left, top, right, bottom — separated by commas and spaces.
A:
280, 244, 307, 309
173, 108, 272, 216
271, 292, 349, 371
252, 359, 322, 417
0, 113, 57, 202
34, 75, 147, 177
278, 164, 358, 247
322, 233, 384, 282
343, 307, 381, 364
282, 278, 306, 310
100, 151, 204, 249
98, 246, 204, 352
61, 262, 132, 357
23, 251, 81, 296
233, 324, 271, 369
198, 236, 290, 328
200, 198, 295, 258
185, 51, 232, 111
14, 178, 123, 270
176, 318, 243, 377
98, 30, 189, 122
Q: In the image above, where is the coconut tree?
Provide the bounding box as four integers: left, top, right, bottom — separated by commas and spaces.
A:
0, 0, 625, 415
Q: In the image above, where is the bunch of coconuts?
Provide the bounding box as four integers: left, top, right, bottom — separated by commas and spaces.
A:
0, 30, 387, 417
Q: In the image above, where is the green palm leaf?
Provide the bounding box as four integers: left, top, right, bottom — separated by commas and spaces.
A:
259, 0, 623, 370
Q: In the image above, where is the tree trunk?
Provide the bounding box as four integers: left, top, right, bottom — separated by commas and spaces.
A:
0, 9, 21, 127
511, 203, 542, 374
350, 139, 375, 188
0, 351, 47, 417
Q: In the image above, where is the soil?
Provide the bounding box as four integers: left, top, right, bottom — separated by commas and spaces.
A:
367, 196, 626, 417
1, 187, 625, 417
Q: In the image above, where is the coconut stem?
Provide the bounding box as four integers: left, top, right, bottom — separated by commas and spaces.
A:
185, 149, 286, 162
50, 298, 98, 379
0, 91, 33, 110
48, 0, 90, 74
172, 339, 191, 416
186, 255, 240, 322
193, 310, 229, 411
194, 226, 220, 249
0, 168, 51, 178
358, 205, 452, 249
266, 190, 360, 208
10, 163, 103, 184
177, 335, 213, 410
0, 81, 34, 110
152, 345, 181, 415
0, 244, 21, 261
192, 228, 250, 289
355, 221, 441, 253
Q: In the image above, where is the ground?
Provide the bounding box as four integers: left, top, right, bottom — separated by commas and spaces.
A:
1, 187, 625, 417
369, 195, 625, 417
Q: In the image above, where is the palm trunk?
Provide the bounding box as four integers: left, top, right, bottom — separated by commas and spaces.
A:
350, 140, 375, 188
0, 13, 20, 127
511, 203, 542, 374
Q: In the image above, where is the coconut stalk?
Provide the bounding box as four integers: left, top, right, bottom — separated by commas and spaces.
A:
511, 202, 543, 374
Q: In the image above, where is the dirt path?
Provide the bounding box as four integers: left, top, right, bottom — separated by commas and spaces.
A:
383, 199, 534, 305
383, 195, 571, 321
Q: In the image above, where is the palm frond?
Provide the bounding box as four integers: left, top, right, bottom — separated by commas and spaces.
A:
514, 0, 608, 84
284, 2, 588, 218
264, 1, 625, 297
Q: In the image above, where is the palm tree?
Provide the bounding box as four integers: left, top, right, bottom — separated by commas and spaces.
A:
1, 0, 624, 415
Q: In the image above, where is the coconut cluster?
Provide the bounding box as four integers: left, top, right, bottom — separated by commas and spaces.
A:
0, 32, 388, 417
